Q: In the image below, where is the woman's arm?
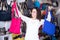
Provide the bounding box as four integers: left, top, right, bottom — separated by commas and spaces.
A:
16, 4, 31, 23
40, 11, 51, 26
46, 11, 51, 22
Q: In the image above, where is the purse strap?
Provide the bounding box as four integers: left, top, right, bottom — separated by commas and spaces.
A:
15, 4, 19, 17
44, 6, 48, 20
12, 2, 19, 18
44, 6, 55, 24
44, 6, 53, 20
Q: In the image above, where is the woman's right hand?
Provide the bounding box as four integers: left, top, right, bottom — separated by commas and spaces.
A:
14, 3, 22, 17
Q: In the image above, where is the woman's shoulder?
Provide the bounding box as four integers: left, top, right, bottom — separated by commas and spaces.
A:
39, 19, 44, 23
41, 19, 44, 21
39, 19, 45, 25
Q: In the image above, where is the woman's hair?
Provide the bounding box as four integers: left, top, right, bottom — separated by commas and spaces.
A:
31, 7, 41, 21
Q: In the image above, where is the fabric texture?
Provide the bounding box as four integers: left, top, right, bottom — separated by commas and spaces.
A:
42, 20, 55, 35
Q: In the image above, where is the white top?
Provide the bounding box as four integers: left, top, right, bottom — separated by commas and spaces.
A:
18, 8, 51, 40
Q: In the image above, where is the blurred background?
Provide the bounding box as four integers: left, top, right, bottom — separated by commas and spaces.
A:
0, 0, 60, 40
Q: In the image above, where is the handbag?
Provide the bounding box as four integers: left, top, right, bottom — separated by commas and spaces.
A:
0, 5, 11, 21
9, 2, 22, 34
42, 8, 55, 35
9, 18, 21, 34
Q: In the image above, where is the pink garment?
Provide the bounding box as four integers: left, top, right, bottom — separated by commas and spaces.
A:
9, 2, 21, 34
9, 18, 21, 34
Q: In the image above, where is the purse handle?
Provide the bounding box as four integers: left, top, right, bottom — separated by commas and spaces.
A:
44, 6, 48, 20
11, 2, 19, 18
44, 6, 52, 20
44, 6, 54, 24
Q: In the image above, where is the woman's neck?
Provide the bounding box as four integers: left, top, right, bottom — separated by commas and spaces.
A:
32, 17, 36, 20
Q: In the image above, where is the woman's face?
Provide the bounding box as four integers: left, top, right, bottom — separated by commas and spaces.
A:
31, 9, 37, 19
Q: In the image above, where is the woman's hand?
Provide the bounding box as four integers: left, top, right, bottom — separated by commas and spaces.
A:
14, 3, 22, 17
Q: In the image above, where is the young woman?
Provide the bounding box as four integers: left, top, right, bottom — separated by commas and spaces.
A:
14, 4, 51, 40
